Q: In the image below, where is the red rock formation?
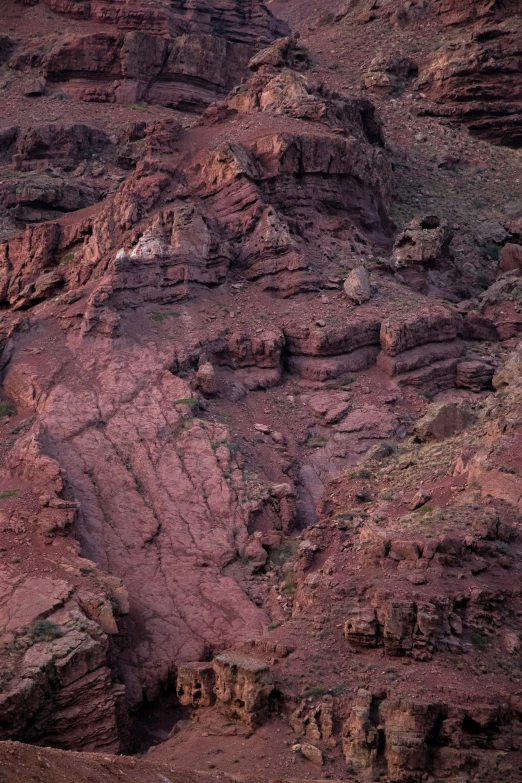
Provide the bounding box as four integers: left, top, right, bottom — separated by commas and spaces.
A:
33, 0, 288, 109
416, 18, 522, 147
435, 0, 521, 26
3, 0, 522, 777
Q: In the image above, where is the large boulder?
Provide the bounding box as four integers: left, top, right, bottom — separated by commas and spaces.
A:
343, 266, 371, 304
416, 401, 475, 440
392, 215, 452, 269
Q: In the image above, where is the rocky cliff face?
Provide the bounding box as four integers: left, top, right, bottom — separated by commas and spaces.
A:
17, 0, 288, 111
3, 0, 522, 780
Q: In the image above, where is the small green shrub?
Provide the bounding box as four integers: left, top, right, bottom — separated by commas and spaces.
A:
330, 682, 349, 696
148, 310, 179, 322
174, 397, 200, 413
0, 489, 19, 500
0, 403, 16, 418
268, 540, 297, 566
306, 436, 328, 449
29, 619, 64, 642
303, 685, 328, 698
471, 632, 489, 648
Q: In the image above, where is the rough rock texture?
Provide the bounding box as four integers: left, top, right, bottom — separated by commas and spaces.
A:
176, 662, 216, 708
362, 54, 417, 95
435, 0, 521, 26
213, 652, 274, 725
416, 18, 522, 147
4, 0, 522, 781
0, 563, 128, 750
343, 266, 371, 304
416, 400, 474, 439
33, 0, 289, 110
392, 215, 453, 269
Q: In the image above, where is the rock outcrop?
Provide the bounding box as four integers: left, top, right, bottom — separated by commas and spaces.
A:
0, 569, 128, 751
416, 17, 522, 147
26, 0, 289, 110
212, 652, 274, 725
435, 0, 521, 26
3, 0, 522, 777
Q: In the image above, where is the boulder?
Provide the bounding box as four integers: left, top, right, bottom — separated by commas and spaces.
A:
243, 533, 268, 569
500, 243, 522, 272
23, 80, 45, 97
390, 540, 420, 561
409, 488, 432, 510
248, 36, 311, 72
299, 743, 324, 765
392, 215, 452, 269
195, 362, 217, 396
213, 652, 274, 725
416, 401, 475, 440
363, 54, 417, 94
343, 266, 371, 304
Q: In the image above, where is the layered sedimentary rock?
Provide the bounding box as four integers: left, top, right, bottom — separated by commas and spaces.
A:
4, 0, 522, 773
32, 0, 287, 44
416, 18, 522, 147
0, 564, 128, 750
0, 64, 393, 305
44, 32, 252, 110
343, 687, 522, 782
284, 315, 382, 380
4, 124, 110, 171
378, 305, 464, 390
0, 174, 102, 225
30, 0, 288, 110
435, 0, 521, 26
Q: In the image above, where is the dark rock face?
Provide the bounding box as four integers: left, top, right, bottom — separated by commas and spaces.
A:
416, 18, 522, 147
12, 124, 110, 170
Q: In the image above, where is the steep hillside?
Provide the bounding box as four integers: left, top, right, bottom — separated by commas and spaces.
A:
1, 1, 522, 782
